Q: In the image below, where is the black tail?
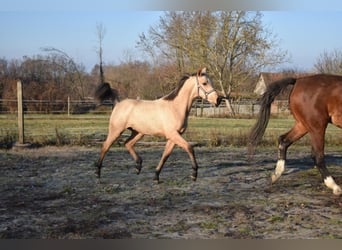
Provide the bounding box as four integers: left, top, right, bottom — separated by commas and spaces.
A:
94, 82, 120, 107
248, 77, 297, 157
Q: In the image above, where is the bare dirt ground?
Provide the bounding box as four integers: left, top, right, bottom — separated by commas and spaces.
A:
0, 145, 341, 239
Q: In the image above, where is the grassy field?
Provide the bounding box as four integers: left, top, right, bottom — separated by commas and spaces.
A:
1, 113, 342, 148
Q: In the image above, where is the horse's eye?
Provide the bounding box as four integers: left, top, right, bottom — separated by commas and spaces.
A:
202, 82, 207, 86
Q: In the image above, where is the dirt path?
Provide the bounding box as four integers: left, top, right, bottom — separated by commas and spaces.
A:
0, 145, 341, 239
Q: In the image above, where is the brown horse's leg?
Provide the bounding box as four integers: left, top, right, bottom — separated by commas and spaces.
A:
309, 130, 342, 195
96, 126, 122, 178
272, 122, 307, 183
169, 132, 198, 181
124, 129, 144, 174
154, 140, 175, 183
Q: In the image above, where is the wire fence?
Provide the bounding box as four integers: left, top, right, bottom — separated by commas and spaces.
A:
0, 98, 291, 148
0, 98, 290, 116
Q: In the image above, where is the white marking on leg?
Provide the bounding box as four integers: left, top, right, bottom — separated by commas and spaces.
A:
272, 159, 285, 183
324, 176, 342, 195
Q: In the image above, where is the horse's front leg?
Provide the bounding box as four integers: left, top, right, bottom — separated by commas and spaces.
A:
154, 140, 175, 183
170, 133, 198, 181
189, 147, 198, 181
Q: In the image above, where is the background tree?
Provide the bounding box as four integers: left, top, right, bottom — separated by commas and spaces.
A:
104, 60, 152, 99
95, 23, 106, 84
1, 54, 91, 113
314, 49, 342, 74
41, 47, 87, 99
137, 11, 288, 116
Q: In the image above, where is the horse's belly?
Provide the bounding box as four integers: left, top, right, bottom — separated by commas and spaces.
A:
129, 117, 185, 137
127, 116, 164, 135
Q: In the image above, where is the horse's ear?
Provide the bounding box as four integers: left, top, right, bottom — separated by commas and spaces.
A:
198, 67, 207, 76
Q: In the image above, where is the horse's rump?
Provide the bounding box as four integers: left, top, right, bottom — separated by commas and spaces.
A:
248, 77, 296, 155
291, 74, 342, 103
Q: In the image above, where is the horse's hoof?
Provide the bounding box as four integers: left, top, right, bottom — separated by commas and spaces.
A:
191, 175, 197, 181
333, 186, 342, 196
95, 170, 101, 178
153, 174, 161, 183
271, 173, 279, 183
135, 168, 141, 175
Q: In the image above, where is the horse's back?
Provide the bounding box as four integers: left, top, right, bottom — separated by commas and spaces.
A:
292, 74, 342, 101
111, 99, 137, 115
113, 98, 161, 116
290, 74, 342, 124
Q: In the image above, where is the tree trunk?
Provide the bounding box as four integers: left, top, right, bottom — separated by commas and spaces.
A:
224, 98, 235, 117
217, 79, 235, 117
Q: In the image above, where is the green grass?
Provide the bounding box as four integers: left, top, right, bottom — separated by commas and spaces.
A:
1, 113, 342, 148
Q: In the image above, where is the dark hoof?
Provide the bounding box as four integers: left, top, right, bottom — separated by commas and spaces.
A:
191, 175, 197, 181
153, 174, 160, 183
135, 167, 141, 175
95, 169, 101, 178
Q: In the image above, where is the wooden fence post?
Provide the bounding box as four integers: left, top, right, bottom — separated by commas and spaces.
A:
17, 80, 24, 144
67, 96, 70, 117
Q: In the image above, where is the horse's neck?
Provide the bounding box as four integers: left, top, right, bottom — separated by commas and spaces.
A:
172, 82, 197, 114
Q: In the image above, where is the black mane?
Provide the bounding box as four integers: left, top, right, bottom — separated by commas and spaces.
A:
163, 75, 190, 100
163, 72, 207, 101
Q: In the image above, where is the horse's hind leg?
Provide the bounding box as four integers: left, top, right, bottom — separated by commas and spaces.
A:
96, 125, 122, 178
309, 130, 342, 195
272, 122, 307, 183
124, 129, 144, 174
154, 140, 175, 183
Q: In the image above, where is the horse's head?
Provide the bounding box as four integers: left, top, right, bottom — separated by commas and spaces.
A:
195, 67, 221, 107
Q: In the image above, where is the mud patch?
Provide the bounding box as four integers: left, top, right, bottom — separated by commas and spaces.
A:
0, 146, 341, 238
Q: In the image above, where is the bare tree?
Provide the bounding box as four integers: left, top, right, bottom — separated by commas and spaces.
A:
41, 47, 86, 99
137, 11, 289, 116
95, 23, 106, 84
314, 49, 342, 75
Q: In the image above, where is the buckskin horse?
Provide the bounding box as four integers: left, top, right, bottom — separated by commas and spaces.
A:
96, 67, 221, 182
249, 74, 342, 195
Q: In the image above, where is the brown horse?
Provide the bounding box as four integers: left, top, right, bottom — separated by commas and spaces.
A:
96, 67, 221, 182
249, 74, 342, 195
